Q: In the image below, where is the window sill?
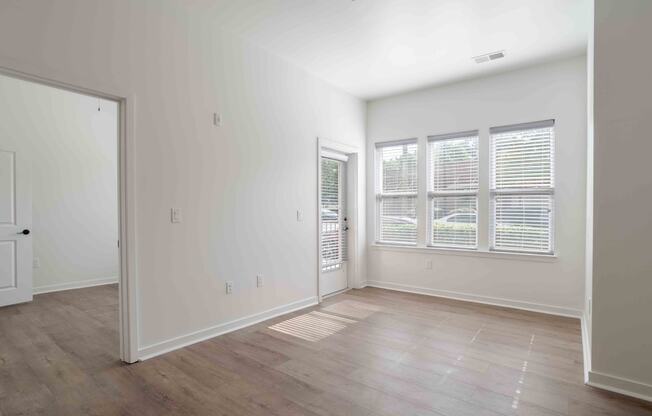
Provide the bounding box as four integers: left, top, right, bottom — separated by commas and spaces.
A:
371, 243, 558, 263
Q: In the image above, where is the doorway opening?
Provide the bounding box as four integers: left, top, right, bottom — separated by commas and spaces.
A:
0, 72, 124, 362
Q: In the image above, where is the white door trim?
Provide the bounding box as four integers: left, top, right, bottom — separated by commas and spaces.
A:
0, 66, 139, 363
317, 137, 361, 303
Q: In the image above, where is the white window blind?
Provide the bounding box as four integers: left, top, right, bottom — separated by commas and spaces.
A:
321, 157, 347, 271
428, 131, 479, 248
376, 140, 417, 244
490, 120, 555, 254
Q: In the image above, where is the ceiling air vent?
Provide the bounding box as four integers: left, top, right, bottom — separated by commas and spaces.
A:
473, 50, 505, 64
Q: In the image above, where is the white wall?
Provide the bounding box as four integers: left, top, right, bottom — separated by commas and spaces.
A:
366, 57, 587, 315
0, 75, 118, 293
590, 0, 652, 398
0, 0, 365, 355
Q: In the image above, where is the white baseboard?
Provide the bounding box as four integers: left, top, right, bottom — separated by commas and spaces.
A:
138, 296, 318, 361
361, 280, 583, 319
588, 370, 652, 403
33, 276, 118, 295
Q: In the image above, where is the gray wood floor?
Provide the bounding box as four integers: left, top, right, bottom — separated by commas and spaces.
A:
0, 284, 651, 415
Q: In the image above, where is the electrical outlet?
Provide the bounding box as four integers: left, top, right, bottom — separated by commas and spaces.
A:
425, 259, 433, 270
225, 281, 233, 294
171, 208, 182, 223
33, 257, 40, 268
296, 209, 303, 222
257, 274, 264, 288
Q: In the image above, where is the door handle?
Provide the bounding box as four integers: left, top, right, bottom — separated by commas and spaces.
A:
18, 229, 30, 235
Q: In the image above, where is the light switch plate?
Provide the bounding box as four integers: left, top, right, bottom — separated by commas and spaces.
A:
33, 257, 40, 269
425, 259, 433, 270
257, 274, 264, 288
171, 208, 182, 223
226, 281, 233, 294
296, 209, 303, 222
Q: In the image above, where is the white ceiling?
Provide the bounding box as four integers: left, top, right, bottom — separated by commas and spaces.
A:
213, 0, 590, 100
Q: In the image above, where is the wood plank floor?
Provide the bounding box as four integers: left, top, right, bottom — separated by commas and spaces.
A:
1, 285, 651, 415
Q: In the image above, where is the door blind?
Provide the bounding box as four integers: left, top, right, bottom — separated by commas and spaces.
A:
376, 140, 418, 244
428, 132, 479, 248
321, 158, 344, 271
490, 120, 555, 253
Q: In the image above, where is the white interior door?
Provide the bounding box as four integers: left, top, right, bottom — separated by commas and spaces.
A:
0, 149, 32, 307
320, 156, 348, 296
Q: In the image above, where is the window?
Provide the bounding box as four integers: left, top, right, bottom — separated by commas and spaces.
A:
375, 140, 418, 245
374, 120, 555, 257
490, 120, 555, 254
428, 131, 479, 249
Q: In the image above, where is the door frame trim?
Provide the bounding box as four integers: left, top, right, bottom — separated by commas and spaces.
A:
317, 137, 361, 303
0, 66, 139, 363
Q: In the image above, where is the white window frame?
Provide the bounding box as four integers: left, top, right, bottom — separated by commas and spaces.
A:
375, 138, 418, 246
489, 119, 555, 255
426, 131, 480, 249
